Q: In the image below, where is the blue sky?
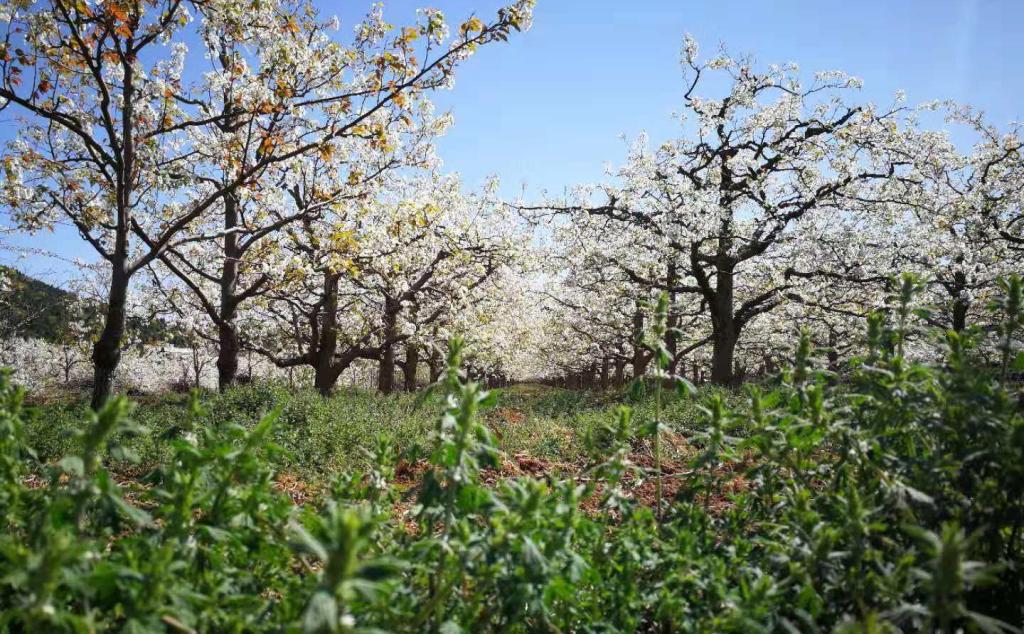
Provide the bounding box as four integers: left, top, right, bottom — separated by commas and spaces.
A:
4, 0, 1022, 282
423, 0, 1023, 191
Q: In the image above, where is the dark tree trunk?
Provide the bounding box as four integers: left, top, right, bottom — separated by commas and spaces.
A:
314, 271, 341, 398
217, 322, 239, 392
632, 304, 648, 379
91, 260, 129, 409
734, 361, 747, 384
378, 347, 395, 394
666, 259, 681, 374
613, 357, 626, 387
600, 356, 610, 390
192, 348, 203, 389
710, 329, 738, 386
91, 52, 136, 410
402, 343, 419, 392
951, 270, 969, 332
428, 348, 443, 383
315, 354, 361, 398
62, 348, 73, 385
951, 298, 969, 333
314, 363, 342, 397
826, 331, 840, 372
377, 299, 399, 394
217, 192, 241, 391
709, 265, 739, 386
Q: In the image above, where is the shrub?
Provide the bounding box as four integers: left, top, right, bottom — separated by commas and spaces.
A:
0, 280, 1022, 632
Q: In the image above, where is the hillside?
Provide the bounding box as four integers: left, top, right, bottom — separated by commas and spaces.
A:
0, 265, 78, 341
0, 266, 179, 346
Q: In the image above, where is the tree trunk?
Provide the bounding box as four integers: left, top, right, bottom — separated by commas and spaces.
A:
632, 304, 648, 379
613, 357, 626, 387
402, 343, 419, 391
91, 48, 137, 410
314, 271, 341, 398
428, 348, 443, 383
951, 270, 969, 332
62, 348, 73, 385
666, 259, 681, 374
378, 346, 395, 394
216, 192, 241, 391
709, 264, 739, 386
217, 322, 239, 392
192, 347, 202, 389
600, 357, 610, 390
710, 331, 738, 386
733, 360, 746, 384
314, 362, 341, 397
951, 297, 968, 332
90, 261, 129, 409
826, 331, 840, 372
377, 299, 399, 394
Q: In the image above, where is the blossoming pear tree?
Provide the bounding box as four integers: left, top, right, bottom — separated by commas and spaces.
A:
0, 0, 534, 407
531, 36, 908, 385
881, 104, 1022, 333
245, 171, 525, 395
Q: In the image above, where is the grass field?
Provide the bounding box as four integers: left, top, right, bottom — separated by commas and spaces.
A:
5, 331, 1023, 631
23, 381, 740, 486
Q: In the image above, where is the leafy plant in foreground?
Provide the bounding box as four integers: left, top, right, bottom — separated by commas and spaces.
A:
0, 276, 1022, 632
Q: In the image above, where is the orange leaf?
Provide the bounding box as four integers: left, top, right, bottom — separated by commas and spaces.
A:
107, 4, 128, 22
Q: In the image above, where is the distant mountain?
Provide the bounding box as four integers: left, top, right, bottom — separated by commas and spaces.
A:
0, 265, 79, 341
1, 265, 185, 346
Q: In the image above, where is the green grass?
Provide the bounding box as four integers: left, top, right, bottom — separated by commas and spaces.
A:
5, 280, 1023, 632
22, 380, 744, 484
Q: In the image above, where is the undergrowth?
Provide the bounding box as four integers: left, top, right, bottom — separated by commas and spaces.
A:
22, 377, 716, 482
0, 274, 1022, 632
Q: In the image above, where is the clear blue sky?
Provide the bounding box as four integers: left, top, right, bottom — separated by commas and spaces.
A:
423, 0, 1023, 191
4, 0, 1023, 282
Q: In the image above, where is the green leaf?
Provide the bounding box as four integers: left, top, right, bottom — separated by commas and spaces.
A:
674, 377, 696, 398
1013, 350, 1024, 372
58, 455, 84, 476
108, 493, 152, 526
521, 536, 546, 574
301, 590, 337, 634
478, 389, 499, 409
289, 522, 329, 562
628, 378, 645, 402
356, 557, 405, 581
439, 620, 464, 634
